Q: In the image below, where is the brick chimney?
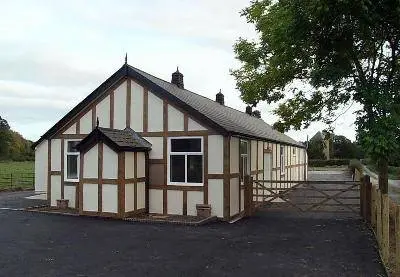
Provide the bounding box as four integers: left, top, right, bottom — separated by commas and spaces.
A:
171, 67, 184, 89
252, 110, 261, 118
245, 105, 252, 115
215, 89, 224, 105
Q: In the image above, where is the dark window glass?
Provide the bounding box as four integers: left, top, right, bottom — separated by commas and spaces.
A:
171, 139, 201, 152
170, 155, 185, 182
240, 140, 248, 155
187, 155, 202, 183
67, 141, 79, 152
67, 155, 78, 179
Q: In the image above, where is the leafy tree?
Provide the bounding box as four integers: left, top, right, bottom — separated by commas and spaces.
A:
0, 116, 10, 130
332, 135, 364, 159
232, 0, 400, 193
307, 134, 325, 159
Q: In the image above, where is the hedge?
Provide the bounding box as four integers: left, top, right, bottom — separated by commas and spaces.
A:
309, 159, 350, 167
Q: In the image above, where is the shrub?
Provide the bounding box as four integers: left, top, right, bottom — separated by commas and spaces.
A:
309, 159, 350, 167
349, 159, 363, 174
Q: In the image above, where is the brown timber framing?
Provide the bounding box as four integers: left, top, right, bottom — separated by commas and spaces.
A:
163, 100, 168, 215
98, 142, 103, 213
117, 152, 125, 218
223, 136, 230, 220
61, 138, 65, 199
47, 139, 51, 203
126, 78, 131, 128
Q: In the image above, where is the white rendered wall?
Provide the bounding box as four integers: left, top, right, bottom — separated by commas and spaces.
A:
83, 183, 98, 212
208, 135, 224, 174
50, 175, 61, 206
64, 186, 76, 208
125, 152, 135, 179
102, 184, 118, 213
137, 182, 146, 209
208, 179, 223, 217
167, 190, 183, 215
83, 144, 98, 179
113, 81, 127, 130
168, 105, 184, 131
149, 189, 163, 214
188, 118, 206, 131
63, 123, 76, 135
34, 141, 48, 193
51, 139, 61, 171
96, 95, 110, 128
102, 144, 118, 179
144, 137, 163, 159
187, 191, 203, 216
147, 92, 163, 132
125, 183, 135, 212
230, 137, 239, 173
230, 177, 239, 216
130, 81, 144, 132
80, 110, 92, 134
137, 152, 146, 178
258, 141, 263, 170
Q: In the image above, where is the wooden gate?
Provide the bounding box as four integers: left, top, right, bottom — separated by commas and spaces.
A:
244, 176, 361, 215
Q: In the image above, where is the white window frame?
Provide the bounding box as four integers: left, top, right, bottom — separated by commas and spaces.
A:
240, 139, 250, 184
64, 139, 81, 182
167, 137, 203, 186
280, 146, 285, 175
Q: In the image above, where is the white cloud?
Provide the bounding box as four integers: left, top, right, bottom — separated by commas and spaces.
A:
0, 0, 357, 142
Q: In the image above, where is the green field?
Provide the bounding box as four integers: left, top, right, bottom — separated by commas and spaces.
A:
0, 161, 34, 190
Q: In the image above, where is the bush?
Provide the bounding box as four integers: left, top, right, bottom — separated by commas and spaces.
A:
349, 159, 363, 175
309, 159, 350, 167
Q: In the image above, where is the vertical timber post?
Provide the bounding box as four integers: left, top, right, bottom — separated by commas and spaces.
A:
244, 175, 253, 217
396, 204, 400, 274
376, 189, 382, 249
371, 184, 377, 230
365, 175, 372, 223
360, 175, 365, 218
381, 193, 389, 266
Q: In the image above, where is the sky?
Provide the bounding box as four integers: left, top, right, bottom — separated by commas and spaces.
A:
0, 0, 358, 142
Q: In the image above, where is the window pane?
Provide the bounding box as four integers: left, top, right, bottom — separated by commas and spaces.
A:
187, 155, 203, 183
67, 155, 78, 179
170, 155, 185, 182
171, 139, 201, 152
240, 140, 248, 155
67, 141, 79, 152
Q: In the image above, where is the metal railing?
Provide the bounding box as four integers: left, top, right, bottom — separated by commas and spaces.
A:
0, 173, 34, 190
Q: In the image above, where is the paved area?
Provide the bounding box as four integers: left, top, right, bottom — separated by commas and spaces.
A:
0, 174, 385, 277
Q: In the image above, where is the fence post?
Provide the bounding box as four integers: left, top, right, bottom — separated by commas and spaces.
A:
381, 194, 390, 266
371, 184, 376, 230
365, 175, 372, 223
396, 205, 400, 274
376, 189, 382, 249
10, 173, 12, 190
244, 175, 253, 217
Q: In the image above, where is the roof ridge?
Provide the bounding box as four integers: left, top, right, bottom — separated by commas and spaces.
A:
127, 64, 266, 120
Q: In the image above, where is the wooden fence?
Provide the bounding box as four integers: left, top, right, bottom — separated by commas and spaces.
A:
0, 173, 34, 190
356, 169, 398, 274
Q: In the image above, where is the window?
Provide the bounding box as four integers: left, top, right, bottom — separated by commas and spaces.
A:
280, 146, 285, 175
239, 140, 249, 182
292, 147, 296, 156
169, 138, 203, 185
65, 140, 80, 181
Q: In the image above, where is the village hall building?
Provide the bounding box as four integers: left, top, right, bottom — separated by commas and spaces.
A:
33, 61, 307, 221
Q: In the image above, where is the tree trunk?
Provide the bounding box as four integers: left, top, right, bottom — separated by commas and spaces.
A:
378, 158, 389, 194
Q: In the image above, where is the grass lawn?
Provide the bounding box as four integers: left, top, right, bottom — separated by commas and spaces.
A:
366, 163, 400, 180
0, 161, 34, 190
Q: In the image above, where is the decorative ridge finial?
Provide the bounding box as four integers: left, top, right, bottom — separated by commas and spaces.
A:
96, 117, 99, 128
125, 53, 128, 65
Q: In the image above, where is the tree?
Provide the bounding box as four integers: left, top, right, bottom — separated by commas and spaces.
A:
332, 135, 364, 159
307, 134, 325, 160
232, 0, 400, 193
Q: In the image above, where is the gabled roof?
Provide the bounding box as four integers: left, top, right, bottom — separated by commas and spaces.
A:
76, 127, 152, 153
33, 63, 304, 148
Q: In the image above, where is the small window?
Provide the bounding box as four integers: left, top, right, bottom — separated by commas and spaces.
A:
292, 147, 296, 156
280, 146, 285, 175
65, 140, 80, 181
239, 140, 249, 182
169, 138, 203, 185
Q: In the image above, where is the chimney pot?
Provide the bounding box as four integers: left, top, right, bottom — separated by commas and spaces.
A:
245, 105, 252, 115
216, 89, 224, 105
171, 67, 184, 89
